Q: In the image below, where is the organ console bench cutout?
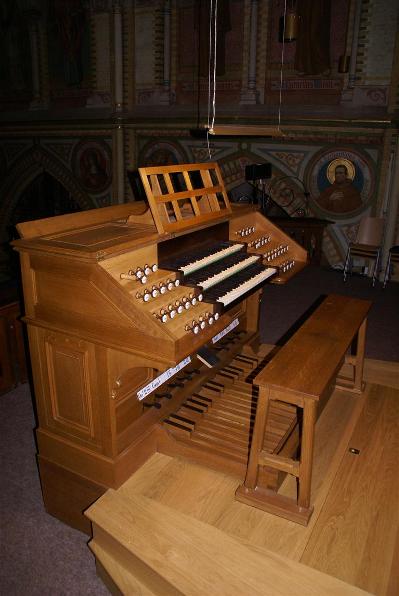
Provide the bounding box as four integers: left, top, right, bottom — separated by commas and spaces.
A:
13, 162, 307, 533
236, 294, 371, 525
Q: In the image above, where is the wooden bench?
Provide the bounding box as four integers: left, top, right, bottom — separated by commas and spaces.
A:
236, 294, 372, 525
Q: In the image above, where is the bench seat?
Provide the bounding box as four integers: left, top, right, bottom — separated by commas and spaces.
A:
236, 294, 372, 525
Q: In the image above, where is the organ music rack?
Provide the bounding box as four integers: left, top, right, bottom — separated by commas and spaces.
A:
14, 162, 307, 532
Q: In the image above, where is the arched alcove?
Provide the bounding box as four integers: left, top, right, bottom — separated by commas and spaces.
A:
11, 171, 82, 225
0, 146, 98, 283
1, 171, 83, 283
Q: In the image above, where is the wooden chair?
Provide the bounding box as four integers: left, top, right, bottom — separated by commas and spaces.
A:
343, 217, 384, 286
383, 245, 399, 288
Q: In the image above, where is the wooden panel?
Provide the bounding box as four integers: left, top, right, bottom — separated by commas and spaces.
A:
28, 254, 173, 359
43, 223, 156, 251
92, 541, 156, 596
229, 210, 308, 284
43, 332, 100, 444
114, 367, 153, 435
38, 456, 106, 534
46, 338, 94, 435
301, 384, 399, 596
16, 202, 150, 239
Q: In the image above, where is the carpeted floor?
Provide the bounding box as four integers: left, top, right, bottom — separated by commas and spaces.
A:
0, 266, 398, 595
0, 381, 109, 595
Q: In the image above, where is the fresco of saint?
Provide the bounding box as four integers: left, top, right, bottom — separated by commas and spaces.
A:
316, 160, 362, 214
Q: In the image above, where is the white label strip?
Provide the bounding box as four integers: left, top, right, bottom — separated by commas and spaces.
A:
211, 318, 239, 344
137, 356, 191, 401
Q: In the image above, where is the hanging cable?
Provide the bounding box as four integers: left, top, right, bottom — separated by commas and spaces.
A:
210, 0, 218, 133
206, 0, 218, 160
278, 0, 287, 130
207, 0, 213, 130
196, 0, 202, 129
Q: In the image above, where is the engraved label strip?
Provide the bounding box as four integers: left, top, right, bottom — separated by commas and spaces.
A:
137, 356, 191, 401
211, 318, 239, 344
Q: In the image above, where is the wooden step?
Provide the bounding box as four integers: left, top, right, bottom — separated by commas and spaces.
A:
86, 484, 369, 596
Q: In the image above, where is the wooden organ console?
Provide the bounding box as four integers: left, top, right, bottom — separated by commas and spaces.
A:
14, 162, 307, 533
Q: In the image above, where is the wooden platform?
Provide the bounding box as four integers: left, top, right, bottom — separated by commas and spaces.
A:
86, 360, 399, 595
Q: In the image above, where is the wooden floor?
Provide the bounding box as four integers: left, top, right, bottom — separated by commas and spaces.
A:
86, 359, 399, 595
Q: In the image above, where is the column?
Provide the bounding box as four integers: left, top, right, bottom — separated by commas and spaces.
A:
348, 0, 362, 89
114, 0, 123, 111
26, 10, 44, 110
381, 140, 399, 277
241, 0, 258, 105
159, 0, 171, 104
114, 120, 125, 204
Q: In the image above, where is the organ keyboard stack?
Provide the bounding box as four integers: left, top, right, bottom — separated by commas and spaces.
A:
14, 162, 307, 532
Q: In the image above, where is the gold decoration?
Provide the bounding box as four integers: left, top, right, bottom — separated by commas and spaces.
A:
284, 13, 299, 41
327, 158, 356, 184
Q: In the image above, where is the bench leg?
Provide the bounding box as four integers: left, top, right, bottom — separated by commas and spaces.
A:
337, 318, 367, 394
243, 387, 270, 489
353, 318, 367, 393
298, 399, 317, 510
236, 393, 315, 526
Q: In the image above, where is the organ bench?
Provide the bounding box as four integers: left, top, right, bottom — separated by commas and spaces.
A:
236, 294, 372, 525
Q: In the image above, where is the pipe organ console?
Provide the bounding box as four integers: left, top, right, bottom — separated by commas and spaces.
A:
14, 162, 307, 532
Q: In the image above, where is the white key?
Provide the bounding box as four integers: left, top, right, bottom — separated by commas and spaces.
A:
200, 255, 260, 290
180, 244, 244, 275
218, 268, 276, 306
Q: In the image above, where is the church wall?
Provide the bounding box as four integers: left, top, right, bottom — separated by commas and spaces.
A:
0, 0, 398, 281
133, 123, 392, 268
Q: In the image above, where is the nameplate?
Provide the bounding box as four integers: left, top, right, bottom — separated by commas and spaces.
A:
137, 356, 191, 401
212, 318, 239, 344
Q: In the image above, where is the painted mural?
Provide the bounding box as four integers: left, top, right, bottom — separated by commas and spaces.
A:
0, 0, 31, 100
177, 0, 244, 104
307, 149, 374, 218
267, 0, 348, 104
72, 140, 112, 193
0, 0, 397, 282
139, 141, 188, 167
47, 0, 91, 100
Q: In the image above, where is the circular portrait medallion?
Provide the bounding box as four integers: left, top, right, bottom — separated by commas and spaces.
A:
307, 149, 374, 217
